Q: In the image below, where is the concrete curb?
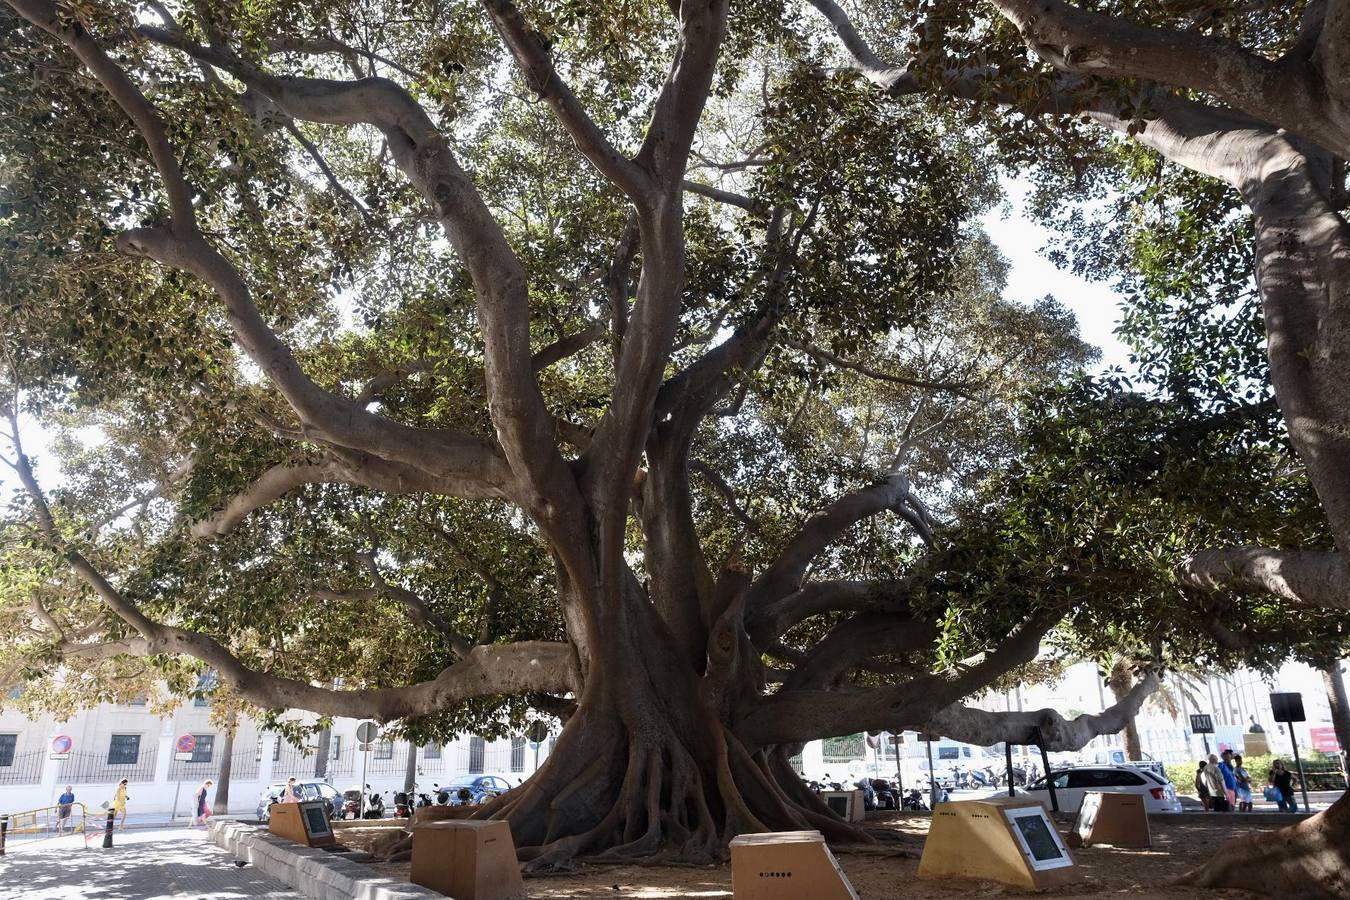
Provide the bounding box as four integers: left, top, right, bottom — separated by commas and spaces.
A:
209, 819, 441, 900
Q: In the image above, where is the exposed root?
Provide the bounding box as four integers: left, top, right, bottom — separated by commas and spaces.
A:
1179, 791, 1350, 899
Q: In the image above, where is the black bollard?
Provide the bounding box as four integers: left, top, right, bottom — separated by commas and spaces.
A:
102, 809, 115, 849
1, 813, 8, 856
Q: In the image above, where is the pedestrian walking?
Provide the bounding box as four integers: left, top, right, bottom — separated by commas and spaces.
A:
1218, 749, 1238, 810
56, 785, 75, 834
1203, 754, 1229, 811
111, 778, 129, 830
190, 779, 214, 828
1233, 755, 1253, 812
1194, 760, 1211, 809
1270, 759, 1299, 813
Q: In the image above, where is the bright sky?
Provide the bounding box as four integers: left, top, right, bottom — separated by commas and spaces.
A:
981, 179, 1134, 373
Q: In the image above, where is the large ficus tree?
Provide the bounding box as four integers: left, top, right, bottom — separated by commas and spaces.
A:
0, 0, 1333, 874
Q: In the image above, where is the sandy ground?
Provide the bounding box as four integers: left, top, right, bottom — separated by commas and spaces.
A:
337, 815, 1276, 899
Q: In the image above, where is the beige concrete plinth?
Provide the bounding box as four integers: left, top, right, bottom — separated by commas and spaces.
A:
411, 819, 524, 900
729, 830, 860, 900
918, 795, 1083, 890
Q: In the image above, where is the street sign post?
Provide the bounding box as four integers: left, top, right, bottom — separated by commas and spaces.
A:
1270, 692, 1311, 812
49, 735, 72, 760
356, 722, 378, 818
174, 733, 197, 761
1189, 714, 1215, 754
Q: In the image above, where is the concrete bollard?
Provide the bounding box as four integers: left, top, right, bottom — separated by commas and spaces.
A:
102, 809, 115, 849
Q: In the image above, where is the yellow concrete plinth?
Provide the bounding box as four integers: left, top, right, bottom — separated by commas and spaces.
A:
1070, 791, 1151, 848
729, 830, 860, 900
411, 819, 525, 900
918, 795, 1083, 890
267, 801, 337, 848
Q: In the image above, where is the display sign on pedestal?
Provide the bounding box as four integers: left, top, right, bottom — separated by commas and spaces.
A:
267, 800, 337, 848
918, 796, 1083, 890
1069, 792, 1150, 848
411, 820, 525, 900
729, 831, 860, 900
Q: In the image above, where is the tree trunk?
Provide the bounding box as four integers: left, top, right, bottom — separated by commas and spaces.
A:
314, 725, 331, 781
1108, 659, 1143, 761
1181, 790, 1350, 899
403, 739, 418, 794
214, 716, 237, 815
454, 590, 866, 870
1321, 663, 1350, 783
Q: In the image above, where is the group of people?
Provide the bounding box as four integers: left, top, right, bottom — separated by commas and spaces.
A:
1194, 749, 1299, 812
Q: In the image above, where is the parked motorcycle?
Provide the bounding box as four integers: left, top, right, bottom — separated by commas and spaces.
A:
363, 784, 385, 819
393, 791, 412, 818
870, 779, 897, 810
901, 789, 928, 811
339, 788, 362, 820
854, 778, 876, 811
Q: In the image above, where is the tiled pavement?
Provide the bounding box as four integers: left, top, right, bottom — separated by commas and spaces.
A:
0, 828, 301, 899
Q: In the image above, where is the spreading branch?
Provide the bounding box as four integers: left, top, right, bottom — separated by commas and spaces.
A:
1177, 547, 1350, 610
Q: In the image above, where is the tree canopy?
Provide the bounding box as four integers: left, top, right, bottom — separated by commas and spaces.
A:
2, 0, 1349, 871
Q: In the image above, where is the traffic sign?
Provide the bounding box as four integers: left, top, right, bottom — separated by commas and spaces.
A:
49, 734, 72, 759
174, 733, 197, 761
1270, 692, 1306, 722
526, 721, 549, 744
1189, 714, 1214, 734
356, 721, 379, 743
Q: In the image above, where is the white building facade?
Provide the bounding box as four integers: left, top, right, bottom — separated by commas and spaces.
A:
0, 691, 555, 818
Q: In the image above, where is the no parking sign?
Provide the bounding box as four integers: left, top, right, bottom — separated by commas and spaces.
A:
50, 734, 72, 760
174, 733, 197, 761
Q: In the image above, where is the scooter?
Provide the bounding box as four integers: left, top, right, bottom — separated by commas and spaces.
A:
363, 785, 385, 819
901, 789, 928, 811
393, 791, 412, 818
870, 779, 897, 810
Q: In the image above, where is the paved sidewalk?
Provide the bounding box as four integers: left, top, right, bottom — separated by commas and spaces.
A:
0, 828, 300, 898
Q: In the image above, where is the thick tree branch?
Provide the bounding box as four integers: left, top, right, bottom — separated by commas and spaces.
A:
990, 0, 1350, 158
1178, 547, 1350, 610
746, 473, 926, 610
530, 319, 607, 372
480, 0, 650, 199
927, 670, 1161, 750
747, 578, 914, 648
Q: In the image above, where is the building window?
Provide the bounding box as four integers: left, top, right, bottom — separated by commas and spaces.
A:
468, 736, 485, 773
374, 742, 393, 760
331, 735, 342, 761
422, 743, 441, 760
190, 734, 215, 763
272, 737, 282, 761
193, 670, 218, 707
0, 734, 16, 767
510, 737, 525, 773
108, 734, 141, 765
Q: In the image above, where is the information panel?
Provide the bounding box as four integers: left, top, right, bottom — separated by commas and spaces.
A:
1003, 806, 1074, 871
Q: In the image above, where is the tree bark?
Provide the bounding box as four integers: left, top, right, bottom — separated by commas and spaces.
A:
1322, 664, 1350, 772
403, 740, 418, 794
314, 726, 331, 781
215, 717, 237, 816
1108, 659, 1144, 762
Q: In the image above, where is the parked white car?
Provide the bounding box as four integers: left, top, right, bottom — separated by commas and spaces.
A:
1018, 765, 1183, 814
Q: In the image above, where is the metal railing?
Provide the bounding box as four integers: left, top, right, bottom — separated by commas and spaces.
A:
59, 749, 158, 784
167, 745, 261, 783
0, 751, 45, 786
0, 802, 90, 854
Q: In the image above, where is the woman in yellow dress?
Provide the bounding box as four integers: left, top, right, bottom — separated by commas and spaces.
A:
111, 778, 129, 830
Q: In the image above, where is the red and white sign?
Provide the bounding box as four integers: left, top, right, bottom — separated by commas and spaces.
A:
1309, 726, 1341, 753
174, 734, 197, 760
49, 735, 73, 758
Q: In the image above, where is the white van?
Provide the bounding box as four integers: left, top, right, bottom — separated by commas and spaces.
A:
894, 735, 985, 789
